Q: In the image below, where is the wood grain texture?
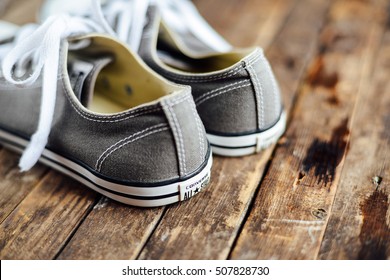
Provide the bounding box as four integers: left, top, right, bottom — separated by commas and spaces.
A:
0, 150, 47, 224
0, 171, 98, 259
265, 0, 331, 114
57, 197, 165, 260
319, 20, 390, 260
195, 0, 297, 49
230, 0, 388, 260
139, 151, 274, 260
138, 0, 330, 260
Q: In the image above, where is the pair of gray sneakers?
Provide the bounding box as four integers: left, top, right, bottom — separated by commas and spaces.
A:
0, 0, 285, 207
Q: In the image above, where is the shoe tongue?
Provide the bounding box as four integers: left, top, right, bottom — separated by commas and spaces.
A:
68, 56, 112, 108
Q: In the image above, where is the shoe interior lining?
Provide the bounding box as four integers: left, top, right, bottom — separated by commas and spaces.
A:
89, 92, 128, 113
69, 35, 176, 114
157, 23, 252, 73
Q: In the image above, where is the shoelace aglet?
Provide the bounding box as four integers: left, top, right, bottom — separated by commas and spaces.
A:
18, 133, 48, 172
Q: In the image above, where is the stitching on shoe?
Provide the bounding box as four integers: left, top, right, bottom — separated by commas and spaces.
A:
167, 99, 187, 176
166, 92, 192, 107
157, 49, 263, 83
95, 125, 170, 172
260, 54, 280, 120
162, 98, 187, 177
248, 65, 264, 129
164, 65, 244, 83
190, 100, 204, 163
194, 80, 250, 104
60, 78, 162, 122
195, 82, 252, 106
58, 46, 165, 122
95, 123, 167, 170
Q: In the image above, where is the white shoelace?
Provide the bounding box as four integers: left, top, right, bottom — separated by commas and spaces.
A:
91, 0, 232, 53
157, 0, 232, 52
91, 0, 150, 51
0, 0, 230, 172
0, 15, 104, 171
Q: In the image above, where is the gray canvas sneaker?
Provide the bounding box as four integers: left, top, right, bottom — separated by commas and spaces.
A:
39, 0, 287, 157
0, 16, 212, 207
139, 5, 286, 157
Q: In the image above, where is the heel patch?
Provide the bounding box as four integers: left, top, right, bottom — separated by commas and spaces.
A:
179, 171, 211, 201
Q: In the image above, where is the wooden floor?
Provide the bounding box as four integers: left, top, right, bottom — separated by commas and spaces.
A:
0, 0, 389, 260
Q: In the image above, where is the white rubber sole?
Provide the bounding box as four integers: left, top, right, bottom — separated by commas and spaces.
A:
207, 111, 287, 157
0, 129, 212, 207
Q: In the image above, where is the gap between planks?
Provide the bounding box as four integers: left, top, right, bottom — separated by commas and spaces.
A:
229, 0, 388, 260
138, 0, 330, 260
318, 12, 390, 259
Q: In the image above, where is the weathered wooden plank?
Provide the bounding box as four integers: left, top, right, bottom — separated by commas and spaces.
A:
265, 0, 331, 114
230, 0, 387, 260
319, 21, 390, 260
0, 171, 98, 259
54, 0, 301, 260
138, 0, 330, 260
252, 0, 298, 49
139, 151, 275, 260
0, 150, 47, 224
195, 0, 297, 49
57, 198, 165, 260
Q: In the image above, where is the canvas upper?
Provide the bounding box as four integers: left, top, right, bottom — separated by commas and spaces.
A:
0, 16, 212, 207
138, 5, 284, 134
38, 0, 286, 156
